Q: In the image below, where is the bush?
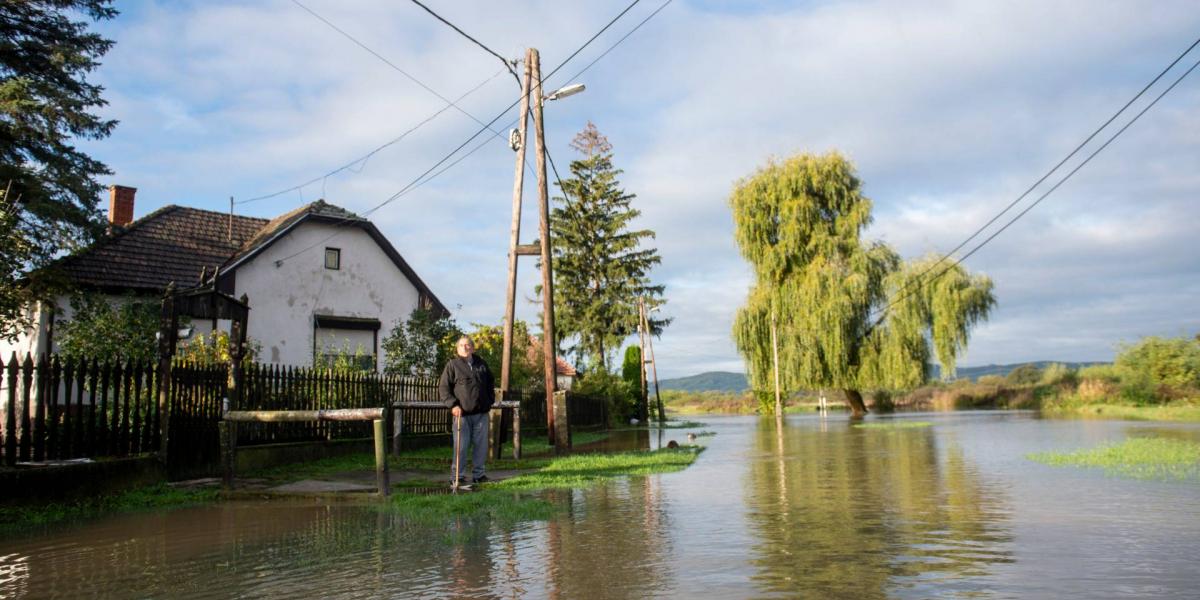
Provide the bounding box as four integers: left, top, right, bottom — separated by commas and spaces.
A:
1079, 364, 1121, 383
1005, 364, 1043, 386
1115, 335, 1200, 387
977, 374, 1004, 386
574, 369, 637, 425
1039, 363, 1077, 387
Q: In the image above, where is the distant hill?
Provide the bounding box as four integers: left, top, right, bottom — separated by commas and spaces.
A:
656, 371, 748, 392
938, 361, 1106, 381
656, 362, 1108, 392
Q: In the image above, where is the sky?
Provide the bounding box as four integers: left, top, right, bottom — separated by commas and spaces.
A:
80, 0, 1200, 379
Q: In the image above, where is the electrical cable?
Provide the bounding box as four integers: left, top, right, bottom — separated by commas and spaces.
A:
290, 0, 501, 134
237, 67, 507, 205
406, 0, 521, 87
269, 0, 649, 267
872, 49, 1200, 328
880, 33, 1200, 313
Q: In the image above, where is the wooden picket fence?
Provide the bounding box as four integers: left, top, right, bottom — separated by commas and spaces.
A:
2, 353, 611, 470
1, 354, 161, 466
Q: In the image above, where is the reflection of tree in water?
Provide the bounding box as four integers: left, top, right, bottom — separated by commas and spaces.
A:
745, 419, 1012, 599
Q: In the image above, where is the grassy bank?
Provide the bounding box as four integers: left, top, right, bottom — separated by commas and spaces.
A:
387, 445, 703, 524
1028, 437, 1200, 481
0, 483, 219, 535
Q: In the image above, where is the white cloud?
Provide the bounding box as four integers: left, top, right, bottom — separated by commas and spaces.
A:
83, 0, 1200, 379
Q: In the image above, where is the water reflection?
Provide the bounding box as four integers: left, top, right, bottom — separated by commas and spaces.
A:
745, 418, 1013, 599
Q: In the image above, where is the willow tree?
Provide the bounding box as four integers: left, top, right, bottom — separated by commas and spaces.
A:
731, 152, 995, 416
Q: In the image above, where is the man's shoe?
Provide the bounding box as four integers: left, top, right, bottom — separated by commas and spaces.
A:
472, 475, 490, 484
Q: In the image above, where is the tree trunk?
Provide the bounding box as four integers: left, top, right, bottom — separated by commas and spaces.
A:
843, 389, 868, 419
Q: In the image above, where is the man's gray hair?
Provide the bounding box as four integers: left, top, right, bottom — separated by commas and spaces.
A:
456, 335, 474, 346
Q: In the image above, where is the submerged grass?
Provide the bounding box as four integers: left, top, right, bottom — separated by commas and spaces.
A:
387, 446, 703, 523
1027, 437, 1200, 481
0, 483, 219, 535
1042, 403, 1200, 422
853, 421, 933, 430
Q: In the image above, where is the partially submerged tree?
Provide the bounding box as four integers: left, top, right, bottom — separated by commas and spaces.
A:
1, 1, 118, 339
549, 122, 668, 372
731, 152, 995, 416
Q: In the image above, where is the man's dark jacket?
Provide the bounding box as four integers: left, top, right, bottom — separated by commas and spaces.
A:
439, 355, 495, 415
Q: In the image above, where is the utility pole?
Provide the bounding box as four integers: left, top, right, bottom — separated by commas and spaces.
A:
640, 298, 665, 423
530, 49, 567, 454
772, 310, 782, 421
500, 50, 534, 459
637, 301, 649, 422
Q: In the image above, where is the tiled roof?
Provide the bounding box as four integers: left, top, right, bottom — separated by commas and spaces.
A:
224, 200, 362, 268
53, 200, 447, 316
56, 206, 267, 292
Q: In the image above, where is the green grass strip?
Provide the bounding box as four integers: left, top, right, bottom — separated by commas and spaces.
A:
853, 421, 933, 430
0, 483, 219, 535
387, 446, 703, 523
1027, 437, 1200, 481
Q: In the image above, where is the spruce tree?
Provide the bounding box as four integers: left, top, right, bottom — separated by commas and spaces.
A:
549, 122, 668, 372
1, 1, 118, 339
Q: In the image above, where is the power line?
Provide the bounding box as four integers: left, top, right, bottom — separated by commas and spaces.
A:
406, 0, 521, 87
270, 0, 651, 267
237, 67, 507, 205
290, 0, 500, 134
873, 46, 1200, 327
879, 33, 1200, 315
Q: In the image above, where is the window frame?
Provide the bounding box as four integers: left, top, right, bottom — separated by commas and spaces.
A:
324, 247, 341, 270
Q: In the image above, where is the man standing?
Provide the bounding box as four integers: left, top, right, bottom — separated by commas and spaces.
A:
439, 335, 495, 487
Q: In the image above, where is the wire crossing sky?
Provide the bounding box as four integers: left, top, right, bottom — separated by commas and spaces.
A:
86, 1, 1200, 378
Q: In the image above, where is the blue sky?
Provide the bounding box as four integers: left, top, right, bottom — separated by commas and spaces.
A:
82, 0, 1200, 378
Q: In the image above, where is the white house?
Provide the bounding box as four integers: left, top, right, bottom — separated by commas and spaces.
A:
0, 186, 448, 371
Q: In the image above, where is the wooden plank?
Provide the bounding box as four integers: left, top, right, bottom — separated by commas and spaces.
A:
19, 353, 33, 461
4, 354, 16, 465
223, 408, 385, 422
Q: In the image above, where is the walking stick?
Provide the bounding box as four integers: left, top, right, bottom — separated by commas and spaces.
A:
453, 412, 462, 492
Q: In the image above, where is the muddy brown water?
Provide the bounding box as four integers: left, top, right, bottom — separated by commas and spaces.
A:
2, 412, 1199, 599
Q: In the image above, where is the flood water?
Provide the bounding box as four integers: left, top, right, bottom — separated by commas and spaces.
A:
3, 411, 1200, 599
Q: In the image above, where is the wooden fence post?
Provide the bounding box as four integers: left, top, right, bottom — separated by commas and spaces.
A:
156, 284, 178, 465
374, 418, 388, 496
553, 390, 570, 454
219, 420, 236, 489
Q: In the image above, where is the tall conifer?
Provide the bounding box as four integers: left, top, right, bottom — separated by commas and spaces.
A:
550, 122, 668, 372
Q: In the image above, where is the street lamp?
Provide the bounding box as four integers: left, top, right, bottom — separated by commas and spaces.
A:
544, 83, 585, 102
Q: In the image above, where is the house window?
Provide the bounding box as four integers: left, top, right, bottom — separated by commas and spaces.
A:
313, 315, 381, 372
324, 248, 341, 270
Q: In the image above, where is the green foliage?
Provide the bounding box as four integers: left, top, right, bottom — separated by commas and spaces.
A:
380, 307, 460, 377
0, 189, 39, 340
576, 368, 638, 425
177, 329, 261, 365
730, 152, 995, 412
1027, 437, 1200, 481
0, 482, 217, 535
466, 320, 542, 390
621, 345, 642, 386
549, 122, 668, 372
318, 343, 375, 373
1005, 364, 1043, 386
1079, 363, 1121, 383
1039, 363, 1077, 386
1, 2, 119, 340
977, 374, 1004, 386
55, 294, 158, 363
1115, 335, 1200, 387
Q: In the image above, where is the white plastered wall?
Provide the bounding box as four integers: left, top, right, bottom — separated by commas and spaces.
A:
232, 221, 422, 370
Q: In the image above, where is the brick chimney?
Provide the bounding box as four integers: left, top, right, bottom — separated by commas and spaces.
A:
108, 185, 136, 228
